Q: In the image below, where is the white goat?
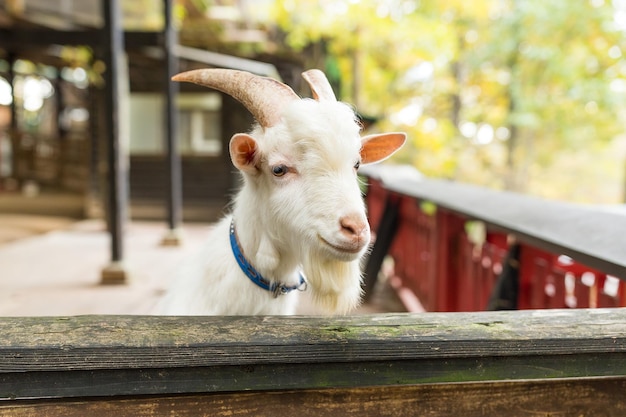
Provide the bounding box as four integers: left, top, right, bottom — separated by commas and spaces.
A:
159, 68, 405, 315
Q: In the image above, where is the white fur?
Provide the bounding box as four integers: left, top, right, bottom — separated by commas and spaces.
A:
159, 98, 395, 316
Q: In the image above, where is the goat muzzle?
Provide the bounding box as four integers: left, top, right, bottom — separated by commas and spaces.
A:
317, 214, 370, 257
339, 215, 370, 244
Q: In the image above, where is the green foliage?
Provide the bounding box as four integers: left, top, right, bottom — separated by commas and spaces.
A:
271, 0, 626, 203
122, 0, 163, 30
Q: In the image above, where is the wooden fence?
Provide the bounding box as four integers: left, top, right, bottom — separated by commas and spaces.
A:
1, 311, 626, 416
362, 165, 626, 312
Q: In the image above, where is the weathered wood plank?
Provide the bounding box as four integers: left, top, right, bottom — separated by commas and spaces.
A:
2, 353, 624, 399
2, 310, 625, 359
1, 309, 625, 400
2, 377, 626, 417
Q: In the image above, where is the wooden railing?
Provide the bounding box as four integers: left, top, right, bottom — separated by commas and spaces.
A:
362, 165, 626, 312
1, 311, 626, 416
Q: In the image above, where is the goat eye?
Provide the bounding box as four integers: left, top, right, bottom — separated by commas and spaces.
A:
354, 160, 361, 170
271, 165, 288, 177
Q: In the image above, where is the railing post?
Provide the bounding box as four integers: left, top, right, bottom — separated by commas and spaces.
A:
519, 245, 558, 309
432, 210, 465, 312
362, 194, 400, 301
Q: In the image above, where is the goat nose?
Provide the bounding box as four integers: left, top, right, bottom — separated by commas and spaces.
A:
339, 214, 369, 241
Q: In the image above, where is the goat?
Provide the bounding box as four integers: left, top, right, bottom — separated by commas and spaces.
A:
158, 68, 405, 315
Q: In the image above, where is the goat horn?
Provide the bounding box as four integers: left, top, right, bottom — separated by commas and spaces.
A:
172, 69, 299, 128
302, 69, 337, 102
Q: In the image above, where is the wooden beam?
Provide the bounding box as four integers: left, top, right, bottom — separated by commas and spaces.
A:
99, 0, 128, 284
0, 29, 160, 49
0, 309, 625, 400
2, 378, 626, 417
174, 45, 282, 79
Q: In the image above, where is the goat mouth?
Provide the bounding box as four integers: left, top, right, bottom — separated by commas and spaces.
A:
318, 235, 363, 255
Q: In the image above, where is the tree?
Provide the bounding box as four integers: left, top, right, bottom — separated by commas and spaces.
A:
272, 0, 626, 203
460, 0, 626, 196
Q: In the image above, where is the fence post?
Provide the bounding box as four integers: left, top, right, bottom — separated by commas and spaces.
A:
432, 210, 465, 312
362, 195, 400, 301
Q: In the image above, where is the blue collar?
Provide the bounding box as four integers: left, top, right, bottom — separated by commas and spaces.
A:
229, 220, 307, 298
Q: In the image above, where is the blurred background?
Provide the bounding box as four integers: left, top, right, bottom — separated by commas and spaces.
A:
0, 0, 625, 315
1, 0, 626, 222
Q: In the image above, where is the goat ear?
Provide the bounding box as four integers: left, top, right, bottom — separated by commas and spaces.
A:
360, 132, 406, 164
229, 133, 260, 174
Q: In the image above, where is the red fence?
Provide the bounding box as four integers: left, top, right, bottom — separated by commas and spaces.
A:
363, 171, 626, 312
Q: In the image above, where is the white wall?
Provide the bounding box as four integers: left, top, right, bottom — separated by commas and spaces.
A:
129, 92, 221, 155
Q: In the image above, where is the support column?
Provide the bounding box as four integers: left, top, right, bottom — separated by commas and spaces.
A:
161, 0, 183, 246
85, 82, 103, 219
100, 0, 129, 284
7, 53, 17, 189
